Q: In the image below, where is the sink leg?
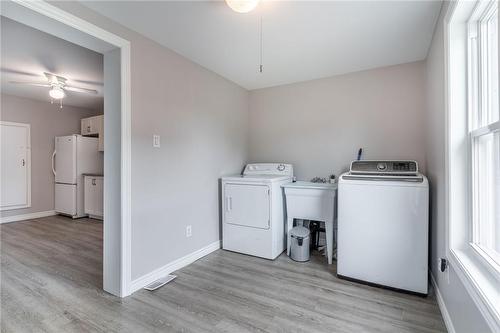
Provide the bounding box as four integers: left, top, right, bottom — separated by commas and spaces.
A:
325, 219, 333, 264
287, 217, 293, 256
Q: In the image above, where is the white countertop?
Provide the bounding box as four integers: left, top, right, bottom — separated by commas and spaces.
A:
282, 181, 337, 190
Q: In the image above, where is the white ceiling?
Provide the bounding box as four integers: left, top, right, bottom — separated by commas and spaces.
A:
1, 16, 104, 110
81, 0, 442, 90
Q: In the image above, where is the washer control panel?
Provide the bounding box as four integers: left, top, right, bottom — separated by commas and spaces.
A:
350, 160, 418, 175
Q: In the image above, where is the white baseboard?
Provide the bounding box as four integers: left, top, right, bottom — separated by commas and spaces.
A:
0, 210, 56, 224
431, 273, 456, 333
130, 240, 221, 294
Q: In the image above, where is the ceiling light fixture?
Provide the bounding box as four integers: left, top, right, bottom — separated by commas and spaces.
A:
225, 0, 259, 13
10, 72, 98, 110
49, 86, 65, 99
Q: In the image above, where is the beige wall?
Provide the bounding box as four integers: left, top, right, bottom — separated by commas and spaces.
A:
0, 94, 101, 218
424, 3, 492, 332
128, 34, 249, 280
50, 2, 250, 281
248, 61, 426, 181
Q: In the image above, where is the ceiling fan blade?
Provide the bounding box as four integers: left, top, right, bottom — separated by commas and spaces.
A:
8, 81, 51, 87
64, 86, 98, 94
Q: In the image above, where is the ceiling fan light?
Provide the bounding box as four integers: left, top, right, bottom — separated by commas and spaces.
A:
225, 0, 259, 13
49, 86, 65, 99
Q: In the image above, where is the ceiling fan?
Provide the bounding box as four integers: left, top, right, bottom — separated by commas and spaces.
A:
9, 72, 98, 108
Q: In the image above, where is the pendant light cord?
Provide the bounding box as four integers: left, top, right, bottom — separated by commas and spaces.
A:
259, 15, 263, 73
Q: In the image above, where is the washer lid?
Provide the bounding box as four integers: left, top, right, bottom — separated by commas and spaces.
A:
339, 172, 428, 186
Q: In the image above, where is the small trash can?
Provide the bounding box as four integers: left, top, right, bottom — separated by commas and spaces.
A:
290, 226, 310, 262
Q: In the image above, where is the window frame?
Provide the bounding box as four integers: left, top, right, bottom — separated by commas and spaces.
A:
445, 1, 500, 331
467, 0, 500, 276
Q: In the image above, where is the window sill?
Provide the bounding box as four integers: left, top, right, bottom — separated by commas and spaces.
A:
448, 248, 500, 332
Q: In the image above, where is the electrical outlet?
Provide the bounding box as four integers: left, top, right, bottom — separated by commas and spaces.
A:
186, 225, 192, 238
438, 258, 450, 284
153, 135, 160, 148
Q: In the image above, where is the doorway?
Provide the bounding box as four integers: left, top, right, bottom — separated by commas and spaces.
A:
0, 1, 131, 297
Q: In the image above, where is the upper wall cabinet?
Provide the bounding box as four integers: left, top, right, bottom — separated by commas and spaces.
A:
81, 115, 102, 136
81, 115, 104, 152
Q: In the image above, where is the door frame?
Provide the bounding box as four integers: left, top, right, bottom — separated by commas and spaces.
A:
8, 0, 133, 297
0, 121, 31, 211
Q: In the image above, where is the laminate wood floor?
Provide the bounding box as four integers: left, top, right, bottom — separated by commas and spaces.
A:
1, 216, 447, 333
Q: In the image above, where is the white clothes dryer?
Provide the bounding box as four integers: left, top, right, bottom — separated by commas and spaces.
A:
222, 163, 293, 259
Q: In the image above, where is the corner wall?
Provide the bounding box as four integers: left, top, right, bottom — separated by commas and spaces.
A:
424, 3, 492, 332
248, 61, 427, 181
0, 94, 101, 219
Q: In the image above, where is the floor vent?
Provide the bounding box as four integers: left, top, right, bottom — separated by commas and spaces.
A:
144, 275, 177, 291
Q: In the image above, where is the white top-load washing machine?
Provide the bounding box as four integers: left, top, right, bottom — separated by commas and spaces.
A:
338, 160, 429, 295
222, 163, 293, 259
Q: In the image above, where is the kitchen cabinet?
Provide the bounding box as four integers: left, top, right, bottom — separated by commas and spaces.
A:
84, 175, 103, 219
81, 115, 104, 152
81, 115, 101, 135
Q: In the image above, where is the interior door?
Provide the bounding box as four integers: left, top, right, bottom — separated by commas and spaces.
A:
55, 135, 77, 184
0, 122, 30, 210
224, 183, 270, 229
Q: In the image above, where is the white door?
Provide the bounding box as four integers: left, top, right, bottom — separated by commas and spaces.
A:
0, 122, 31, 210
54, 135, 77, 184
55, 183, 77, 216
224, 184, 270, 229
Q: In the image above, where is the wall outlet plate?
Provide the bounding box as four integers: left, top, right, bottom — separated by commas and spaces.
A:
438, 257, 450, 284
186, 225, 192, 237
153, 135, 160, 148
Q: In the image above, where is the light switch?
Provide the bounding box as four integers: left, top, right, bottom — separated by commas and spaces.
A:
153, 135, 160, 148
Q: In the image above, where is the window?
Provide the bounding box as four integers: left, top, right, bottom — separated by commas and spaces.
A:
447, 1, 500, 328
468, 1, 500, 272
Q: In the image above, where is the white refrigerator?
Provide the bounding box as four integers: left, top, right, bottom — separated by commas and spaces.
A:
52, 135, 103, 218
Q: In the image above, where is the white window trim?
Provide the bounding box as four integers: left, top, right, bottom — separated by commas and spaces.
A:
444, 1, 500, 331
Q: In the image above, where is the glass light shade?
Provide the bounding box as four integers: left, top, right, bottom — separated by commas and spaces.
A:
49, 86, 65, 99
225, 0, 259, 13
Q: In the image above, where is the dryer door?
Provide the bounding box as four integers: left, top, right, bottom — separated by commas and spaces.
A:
224, 183, 270, 229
